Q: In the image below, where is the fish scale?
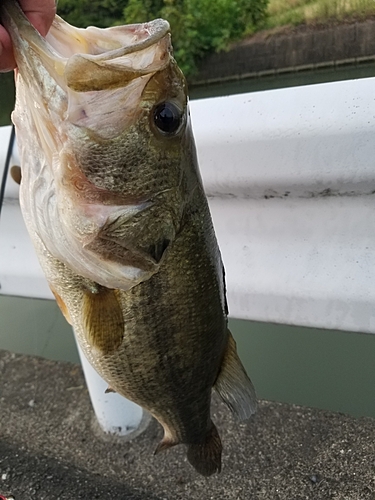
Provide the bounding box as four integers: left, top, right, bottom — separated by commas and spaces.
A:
1, 0, 257, 476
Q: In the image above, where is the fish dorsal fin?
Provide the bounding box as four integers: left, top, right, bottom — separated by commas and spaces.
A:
214, 330, 257, 420
81, 286, 124, 355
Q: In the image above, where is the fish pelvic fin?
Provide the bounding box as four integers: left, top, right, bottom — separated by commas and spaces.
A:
187, 422, 222, 477
214, 329, 257, 421
10, 165, 22, 185
82, 286, 124, 355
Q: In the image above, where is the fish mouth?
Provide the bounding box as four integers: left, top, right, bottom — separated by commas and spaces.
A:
1, 1, 173, 141
1, 0, 171, 91
0, 1, 177, 290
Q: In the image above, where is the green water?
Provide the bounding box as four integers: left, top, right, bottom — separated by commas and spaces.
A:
233, 319, 375, 418
1, 295, 375, 418
1, 66, 375, 418
190, 61, 375, 99
0, 296, 80, 364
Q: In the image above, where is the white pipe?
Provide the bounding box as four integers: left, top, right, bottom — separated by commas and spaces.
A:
76, 341, 143, 436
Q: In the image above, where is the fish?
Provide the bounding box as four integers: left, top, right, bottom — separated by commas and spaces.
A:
1, 0, 257, 476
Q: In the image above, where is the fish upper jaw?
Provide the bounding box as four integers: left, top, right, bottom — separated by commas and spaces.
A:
1, 0, 171, 86
2, 0, 172, 138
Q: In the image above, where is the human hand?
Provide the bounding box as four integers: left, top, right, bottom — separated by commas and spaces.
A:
0, 0, 56, 72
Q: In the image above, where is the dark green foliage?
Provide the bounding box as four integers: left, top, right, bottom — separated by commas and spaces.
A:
246, 0, 269, 25
57, 0, 269, 75
57, 0, 129, 28
124, 0, 269, 75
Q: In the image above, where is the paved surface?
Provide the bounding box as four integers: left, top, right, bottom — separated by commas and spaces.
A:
1, 348, 375, 500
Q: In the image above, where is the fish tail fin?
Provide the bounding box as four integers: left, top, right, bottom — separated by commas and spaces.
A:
214, 329, 257, 420
187, 422, 222, 476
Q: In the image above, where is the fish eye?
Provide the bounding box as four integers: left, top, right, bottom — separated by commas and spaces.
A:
153, 102, 183, 135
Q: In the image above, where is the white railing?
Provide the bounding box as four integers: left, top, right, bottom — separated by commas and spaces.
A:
1, 77, 375, 432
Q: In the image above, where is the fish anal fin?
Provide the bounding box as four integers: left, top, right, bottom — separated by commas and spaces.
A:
154, 421, 179, 455
82, 286, 124, 355
214, 329, 257, 421
50, 287, 72, 325
154, 437, 178, 455
187, 422, 222, 476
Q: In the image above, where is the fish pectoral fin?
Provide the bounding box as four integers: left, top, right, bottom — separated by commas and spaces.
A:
105, 386, 116, 394
187, 422, 222, 477
144, 237, 170, 264
50, 287, 72, 325
214, 329, 257, 421
82, 287, 124, 355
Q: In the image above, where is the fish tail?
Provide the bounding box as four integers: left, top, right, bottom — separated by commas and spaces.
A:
186, 422, 222, 476
214, 329, 257, 420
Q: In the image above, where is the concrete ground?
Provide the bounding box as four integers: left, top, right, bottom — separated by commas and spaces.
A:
1, 349, 375, 500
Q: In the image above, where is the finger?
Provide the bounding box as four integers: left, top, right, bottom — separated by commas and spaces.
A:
0, 25, 15, 72
18, 0, 56, 36
0, 0, 56, 71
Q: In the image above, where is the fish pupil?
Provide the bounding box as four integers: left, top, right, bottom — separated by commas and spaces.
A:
153, 102, 182, 134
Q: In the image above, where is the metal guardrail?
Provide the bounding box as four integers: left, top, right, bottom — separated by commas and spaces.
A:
191, 77, 375, 335
1, 77, 375, 334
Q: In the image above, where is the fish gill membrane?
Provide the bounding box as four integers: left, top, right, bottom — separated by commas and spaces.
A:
1, 0, 257, 476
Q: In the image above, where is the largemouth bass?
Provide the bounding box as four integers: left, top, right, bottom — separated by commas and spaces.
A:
1, 0, 256, 476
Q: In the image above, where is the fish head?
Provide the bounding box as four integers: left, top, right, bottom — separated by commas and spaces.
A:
2, 1, 196, 289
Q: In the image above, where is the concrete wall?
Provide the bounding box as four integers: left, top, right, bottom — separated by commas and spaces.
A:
193, 20, 375, 84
